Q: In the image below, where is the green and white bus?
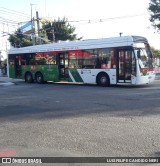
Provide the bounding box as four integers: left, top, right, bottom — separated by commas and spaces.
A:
8, 36, 155, 86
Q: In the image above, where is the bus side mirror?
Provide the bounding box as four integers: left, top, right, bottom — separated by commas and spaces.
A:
137, 50, 140, 59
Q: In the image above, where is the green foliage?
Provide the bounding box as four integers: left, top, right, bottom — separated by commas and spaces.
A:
8, 17, 82, 47
8, 29, 33, 47
151, 47, 160, 58
2, 59, 7, 64
148, 0, 160, 32
42, 17, 82, 42
8, 29, 48, 47
0, 59, 7, 68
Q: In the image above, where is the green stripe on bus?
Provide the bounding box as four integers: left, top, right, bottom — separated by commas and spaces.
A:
69, 69, 83, 82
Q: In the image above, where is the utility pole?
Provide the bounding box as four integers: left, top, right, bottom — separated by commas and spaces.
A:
36, 11, 42, 45
30, 3, 36, 45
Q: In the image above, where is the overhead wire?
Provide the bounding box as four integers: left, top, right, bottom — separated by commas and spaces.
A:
0, 7, 30, 18
0, 8, 148, 38
67, 13, 147, 25
0, 7, 31, 30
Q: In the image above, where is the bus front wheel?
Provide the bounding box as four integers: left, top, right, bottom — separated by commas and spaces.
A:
97, 73, 110, 87
35, 72, 44, 84
25, 72, 33, 83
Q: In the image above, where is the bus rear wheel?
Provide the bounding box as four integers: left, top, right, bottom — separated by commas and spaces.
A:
25, 72, 33, 83
35, 72, 44, 84
97, 73, 110, 87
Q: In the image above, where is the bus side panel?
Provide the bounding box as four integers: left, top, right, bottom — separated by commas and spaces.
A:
78, 69, 117, 84
8, 54, 16, 78
69, 69, 117, 84
69, 69, 84, 82
9, 65, 16, 78
42, 65, 59, 82
22, 65, 59, 82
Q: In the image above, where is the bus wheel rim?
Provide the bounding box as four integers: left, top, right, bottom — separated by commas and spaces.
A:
101, 76, 107, 84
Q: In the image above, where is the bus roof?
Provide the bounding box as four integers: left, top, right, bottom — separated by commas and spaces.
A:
8, 36, 148, 54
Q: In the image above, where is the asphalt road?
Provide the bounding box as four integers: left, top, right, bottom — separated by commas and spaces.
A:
0, 81, 160, 166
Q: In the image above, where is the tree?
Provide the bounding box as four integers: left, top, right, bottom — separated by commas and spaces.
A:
8, 29, 33, 47
148, 0, 160, 32
1, 59, 7, 65
151, 47, 160, 58
42, 17, 82, 42
151, 47, 160, 67
8, 29, 48, 47
8, 17, 82, 47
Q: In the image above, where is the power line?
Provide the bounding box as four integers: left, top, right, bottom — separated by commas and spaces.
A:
67, 13, 147, 25
0, 10, 30, 20
0, 9, 30, 26
0, 11, 147, 27
37, 13, 147, 36
0, 7, 31, 30
0, 12, 30, 23
0, 17, 20, 24
0, 7, 30, 17
0, 11, 148, 38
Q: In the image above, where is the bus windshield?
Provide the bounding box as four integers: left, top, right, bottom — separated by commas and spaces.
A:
135, 43, 153, 69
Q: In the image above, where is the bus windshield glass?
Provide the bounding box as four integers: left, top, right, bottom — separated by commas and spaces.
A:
135, 43, 153, 69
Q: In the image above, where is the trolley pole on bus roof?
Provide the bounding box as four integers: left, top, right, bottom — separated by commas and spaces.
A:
119, 32, 123, 37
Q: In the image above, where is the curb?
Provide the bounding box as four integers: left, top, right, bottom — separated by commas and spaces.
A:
0, 82, 15, 86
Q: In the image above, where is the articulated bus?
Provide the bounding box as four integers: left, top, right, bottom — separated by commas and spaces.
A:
8, 36, 155, 86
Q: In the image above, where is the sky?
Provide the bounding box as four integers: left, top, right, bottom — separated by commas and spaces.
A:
0, 0, 160, 58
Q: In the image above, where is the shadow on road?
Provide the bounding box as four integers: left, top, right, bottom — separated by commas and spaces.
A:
0, 81, 160, 121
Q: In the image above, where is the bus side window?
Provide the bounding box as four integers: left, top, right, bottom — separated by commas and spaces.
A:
111, 55, 116, 68
132, 53, 136, 76
98, 48, 112, 69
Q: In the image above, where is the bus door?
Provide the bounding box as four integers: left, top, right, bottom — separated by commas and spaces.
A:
117, 50, 132, 83
58, 52, 69, 79
15, 55, 22, 78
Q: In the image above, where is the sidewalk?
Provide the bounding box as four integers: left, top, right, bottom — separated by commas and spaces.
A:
0, 76, 24, 86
